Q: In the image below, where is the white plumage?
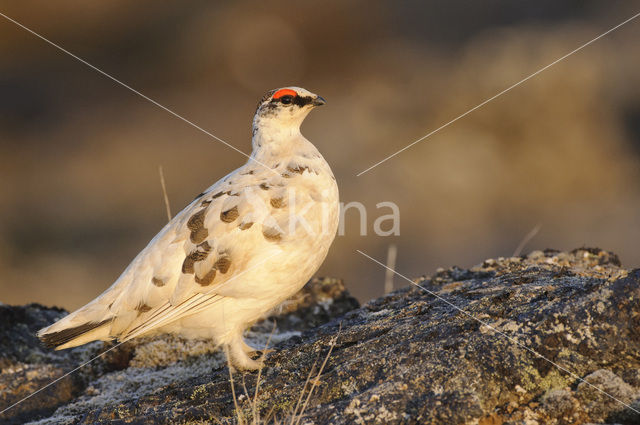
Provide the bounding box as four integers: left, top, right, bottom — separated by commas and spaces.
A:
38, 87, 338, 369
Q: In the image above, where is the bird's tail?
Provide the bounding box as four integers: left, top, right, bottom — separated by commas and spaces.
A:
37, 305, 114, 350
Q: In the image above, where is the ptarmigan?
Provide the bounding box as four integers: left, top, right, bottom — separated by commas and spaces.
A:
38, 87, 339, 370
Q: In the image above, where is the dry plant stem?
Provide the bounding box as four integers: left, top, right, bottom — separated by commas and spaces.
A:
158, 165, 172, 222
513, 223, 541, 257
264, 405, 277, 424
290, 354, 319, 422
252, 322, 277, 422
240, 375, 261, 425
226, 346, 245, 425
385, 244, 397, 294
242, 374, 250, 404
292, 324, 341, 425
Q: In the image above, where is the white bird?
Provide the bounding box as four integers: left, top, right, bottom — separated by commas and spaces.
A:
38, 87, 339, 370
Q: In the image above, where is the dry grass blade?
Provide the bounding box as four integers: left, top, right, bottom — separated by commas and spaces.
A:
252, 322, 277, 423
263, 405, 278, 424
513, 223, 541, 257
289, 354, 319, 422
226, 346, 245, 425
158, 165, 172, 222
384, 244, 397, 294
292, 323, 341, 425
242, 374, 251, 407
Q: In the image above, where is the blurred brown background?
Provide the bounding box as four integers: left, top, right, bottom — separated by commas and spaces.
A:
1, 1, 639, 310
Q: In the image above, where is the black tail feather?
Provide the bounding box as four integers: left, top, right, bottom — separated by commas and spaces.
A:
39, 319, 111, 349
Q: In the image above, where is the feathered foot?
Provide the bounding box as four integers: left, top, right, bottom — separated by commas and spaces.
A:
227, 337, 263, 371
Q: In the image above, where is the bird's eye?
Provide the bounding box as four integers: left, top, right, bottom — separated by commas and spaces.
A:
280, 95, 294, 105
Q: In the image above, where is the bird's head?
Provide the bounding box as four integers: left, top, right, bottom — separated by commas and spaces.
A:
253, 87, 326, 131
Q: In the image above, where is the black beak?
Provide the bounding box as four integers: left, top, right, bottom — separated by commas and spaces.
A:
312, 96, 326, 106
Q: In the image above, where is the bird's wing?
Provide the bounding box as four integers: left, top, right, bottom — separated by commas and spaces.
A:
113, 162, 311, 341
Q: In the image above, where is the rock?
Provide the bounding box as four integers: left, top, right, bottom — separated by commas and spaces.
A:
575, 370, 639, 424
0, 303, 96, 425
2, 249, 640, 424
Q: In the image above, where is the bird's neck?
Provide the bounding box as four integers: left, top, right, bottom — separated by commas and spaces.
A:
251, 119, 310, 163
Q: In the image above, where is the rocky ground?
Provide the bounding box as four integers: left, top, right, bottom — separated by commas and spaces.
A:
1, 248, 640, 424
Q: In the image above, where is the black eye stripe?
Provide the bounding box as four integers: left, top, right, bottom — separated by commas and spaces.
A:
269, 94, 314, 107
293, 96, 313, 106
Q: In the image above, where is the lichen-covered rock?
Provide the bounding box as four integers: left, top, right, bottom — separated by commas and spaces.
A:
0, 303, 99, 424
2, 249, 640, 424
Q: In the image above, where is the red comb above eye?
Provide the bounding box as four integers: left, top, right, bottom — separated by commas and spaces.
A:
272, 89, 298, 99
